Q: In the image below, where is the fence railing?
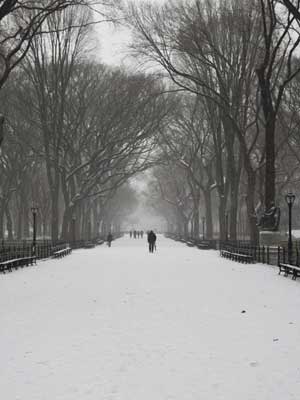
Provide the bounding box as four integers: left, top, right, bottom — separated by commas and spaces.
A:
0, 240, 69, 262
219, 241, 275, 265
165, 233, 217, 249
0, 233, 124, 263
165, 233, 300, 267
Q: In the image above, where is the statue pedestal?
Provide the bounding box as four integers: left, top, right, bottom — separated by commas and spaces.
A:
259, 231, 287, 247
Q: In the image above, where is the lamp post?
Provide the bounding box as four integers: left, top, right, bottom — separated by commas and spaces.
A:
202, 217, 205, 241
285, 193, 296, 264
31, 206, 38, 256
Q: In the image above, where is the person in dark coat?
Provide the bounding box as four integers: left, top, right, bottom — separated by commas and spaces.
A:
147, 230, 157, 253
107, 232, 113, 247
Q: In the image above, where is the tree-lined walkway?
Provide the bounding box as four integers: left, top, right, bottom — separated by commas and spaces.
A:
1, 235, 300, 399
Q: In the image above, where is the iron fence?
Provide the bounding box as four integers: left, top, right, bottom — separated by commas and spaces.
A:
0, 233, 124, 263
165, 233, 300, 267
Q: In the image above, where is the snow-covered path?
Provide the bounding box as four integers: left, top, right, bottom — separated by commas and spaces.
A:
1, 235, 300, 400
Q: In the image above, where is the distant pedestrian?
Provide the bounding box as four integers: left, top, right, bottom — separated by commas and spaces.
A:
133, 230, 137, 239
147, 230, 157, 253
129, 231, 132, 238
141, 230, 144, 239
107, 232, 113, 247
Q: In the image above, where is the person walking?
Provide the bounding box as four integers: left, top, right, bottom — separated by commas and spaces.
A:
147, 230, 157, 253
107, 232, 113, 247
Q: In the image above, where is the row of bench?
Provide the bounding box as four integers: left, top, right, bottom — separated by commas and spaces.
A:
1, 247, 72, 274
181, 237, 214, 249
83, 240, 105, 249
165, 235, 214, 250
1, 236, 115, 275
220, 248, 300, 280
0, 256, 36, 273
175, 234, 300, 283
1, 239, 109, 274
186, 240, 212, 249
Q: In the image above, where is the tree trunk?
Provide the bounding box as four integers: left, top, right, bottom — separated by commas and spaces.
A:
51, 188, 60, 241
17, 202, 23, 240
23, 207, 30, 239
5, 207, 13, 240
229, 186, 239, 241
183, 218, 188, 238
92, 202, 99, 237
192, 194, 200, 238
222, 115, 240, 241
245, 166, 259, 243
176, 215, 181, 235
265, 117, 276, 210
219, 195, 227, 241
0, 203, 5, 239
203, 190, 213, 239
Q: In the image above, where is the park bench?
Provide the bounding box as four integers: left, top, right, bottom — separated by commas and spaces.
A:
278, 263, 300, 280
186, 240, 195, 247
221, 249, 254, 264
197, 241, 211, 250
52, 247, 72, 259
84, 242, 95, 249
0, 256, 36, 273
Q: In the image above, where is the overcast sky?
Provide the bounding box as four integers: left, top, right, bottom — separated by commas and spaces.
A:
94, 0, 164, 67
95, 23, 130, 66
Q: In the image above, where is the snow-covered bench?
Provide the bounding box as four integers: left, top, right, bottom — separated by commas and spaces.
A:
221, 249, 253, 264
84, 242, 95, 249
197, 241, 211, 249
52, 247, 72, 259
186, 240, 195, 247
0, 256, 36, 273
278, 263, 300, 280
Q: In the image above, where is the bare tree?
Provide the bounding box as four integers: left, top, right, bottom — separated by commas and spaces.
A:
118, 0, 265, 239
256, 0, 300, 210
281, 0, 300, 20
0, 0, 106, 90
22, 4, 93, 240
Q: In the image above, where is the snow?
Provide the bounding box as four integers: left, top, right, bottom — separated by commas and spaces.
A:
292, 229, 300, 239
1, 235, 300, 399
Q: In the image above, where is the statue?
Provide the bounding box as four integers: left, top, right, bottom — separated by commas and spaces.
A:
256, 202, 281, 231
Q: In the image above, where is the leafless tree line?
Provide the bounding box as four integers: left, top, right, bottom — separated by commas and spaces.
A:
2, 0, 300, 242
0, 4, 170, 241
114, 0, 300, 241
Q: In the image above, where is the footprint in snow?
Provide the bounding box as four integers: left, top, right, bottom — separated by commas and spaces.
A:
249, 361, 259, 367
